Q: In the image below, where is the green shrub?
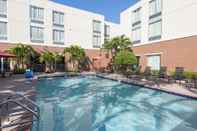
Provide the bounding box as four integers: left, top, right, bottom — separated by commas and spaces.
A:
14, 68, 26, 74
114, 50, 137, 66
152, 70, 159, 76
183, 71, 197, 79
114, 50, 137, 74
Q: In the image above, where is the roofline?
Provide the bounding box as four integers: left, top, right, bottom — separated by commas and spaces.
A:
48, 0, 104, 17
120, 0, 141, 14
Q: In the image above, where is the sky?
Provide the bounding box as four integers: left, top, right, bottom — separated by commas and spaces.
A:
52, 0, 138, 23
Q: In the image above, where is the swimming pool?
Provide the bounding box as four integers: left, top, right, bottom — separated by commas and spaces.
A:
34, 76, 197, 131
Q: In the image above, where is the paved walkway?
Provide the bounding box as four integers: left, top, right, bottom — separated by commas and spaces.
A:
0, 74, 37, 100
97, 73, 197, 99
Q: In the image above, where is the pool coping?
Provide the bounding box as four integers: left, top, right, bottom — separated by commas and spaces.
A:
95, 74, 197, 100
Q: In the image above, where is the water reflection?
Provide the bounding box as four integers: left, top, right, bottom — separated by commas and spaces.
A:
35, 76, 197, 131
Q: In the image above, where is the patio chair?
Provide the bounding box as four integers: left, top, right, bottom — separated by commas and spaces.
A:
133, 65, 142, 75
184, 75, 197, 89
143, 66, 152, 80
158, 66, 172, 83
173, 67, 185, 84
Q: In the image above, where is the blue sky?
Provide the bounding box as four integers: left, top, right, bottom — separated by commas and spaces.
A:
52, 0, 138, 23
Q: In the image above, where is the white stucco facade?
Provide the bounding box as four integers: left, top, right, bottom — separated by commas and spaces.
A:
104, 21, 122, 39
120, 0, 197, 46
0, 0, 109, 49
1, 0, 196, 50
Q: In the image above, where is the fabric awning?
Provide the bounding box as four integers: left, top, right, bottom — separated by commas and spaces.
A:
0, 52, 15, 58
93, 57, 101, 60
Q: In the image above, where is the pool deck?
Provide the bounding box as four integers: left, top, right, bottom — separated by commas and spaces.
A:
96, 73, 197, 99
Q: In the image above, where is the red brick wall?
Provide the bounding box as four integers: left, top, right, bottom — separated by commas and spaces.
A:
0, 43, 111, 71
133, 36, 197, 72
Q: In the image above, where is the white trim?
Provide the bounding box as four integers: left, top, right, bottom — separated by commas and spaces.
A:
144, 52, 162, 56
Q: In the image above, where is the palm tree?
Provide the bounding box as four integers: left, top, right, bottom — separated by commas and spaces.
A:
8, 44, 37, 69
53, 52, 64, 72
102, 35, 133, 72
102, 35, 132, 57
39, 50, 55, 73
64, 45, 85, 72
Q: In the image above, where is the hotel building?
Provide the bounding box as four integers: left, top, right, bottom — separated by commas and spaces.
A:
1, 0, 197, 71
120, 0, 197, 71
0, 0, 120, 49
0, 0, 122, 69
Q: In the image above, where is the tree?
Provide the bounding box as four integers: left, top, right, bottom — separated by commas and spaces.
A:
64, 45, 86, 72
39, 50, 55, 73
102, 35, 132, 58
102, 35, 133, 72
53, 52, 64, 72
8, 44, 37, 69
114, 50, 137, 74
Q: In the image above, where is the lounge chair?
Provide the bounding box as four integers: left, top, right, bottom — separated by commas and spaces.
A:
143, 66, 152, 80
158, 66, 172, 83
127, 66, 142, 80
173, 67, 185, 84
184, 79, 197, 89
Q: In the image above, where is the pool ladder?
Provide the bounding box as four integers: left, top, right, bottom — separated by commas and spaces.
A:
0, 92, 40, 131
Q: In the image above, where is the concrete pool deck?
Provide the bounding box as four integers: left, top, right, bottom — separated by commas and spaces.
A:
96, 73, 197, 99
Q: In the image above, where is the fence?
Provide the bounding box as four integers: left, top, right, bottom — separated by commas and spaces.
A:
32, 64, 65, 72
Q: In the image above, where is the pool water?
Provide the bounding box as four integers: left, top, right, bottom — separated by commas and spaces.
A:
34, 76, 197, 131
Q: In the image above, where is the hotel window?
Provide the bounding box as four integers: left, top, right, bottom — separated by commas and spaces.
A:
104, 24, 110, 41
93, 34, 101, 48
53, 11, 64, 26
133, 8, 141, 24
53, 29, 64, 44
149, 0, 162, 41
30, 26, 44, 43
132, 8, 141, 44
0, 21, 7, 40
0, 0, 7, 18
93, 20, 101, 48
149, 0, 162, 16
30, 6, 44, 23
147, 55, 160, 70
132, 25, 141, 44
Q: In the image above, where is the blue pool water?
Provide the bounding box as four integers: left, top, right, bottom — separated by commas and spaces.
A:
34, 76, 197, 131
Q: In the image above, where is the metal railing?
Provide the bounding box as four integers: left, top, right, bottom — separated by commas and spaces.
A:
0, 92, 40, 131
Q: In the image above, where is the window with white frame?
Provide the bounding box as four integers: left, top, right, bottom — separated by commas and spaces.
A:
132, 26, 141, 44
53, 29, 64, 44
132, 7, 141, 44
93, 34, 101, 48
93, 20, 101, 48
149, 13, 162, 40
104, 24, 110, 40
30, 26, 44, 42
0, 21, 7, 40
30, 6, 44, 23
0, 0, 7, 17
53, 11, 64, 26
93, 20, 101, 33
133, 8, 141, 23
147, 55, 160, 70
149, 0, 162, 16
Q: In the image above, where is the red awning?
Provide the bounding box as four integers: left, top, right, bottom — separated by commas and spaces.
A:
93, 57, 101, 60
0, 52, 15, 58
